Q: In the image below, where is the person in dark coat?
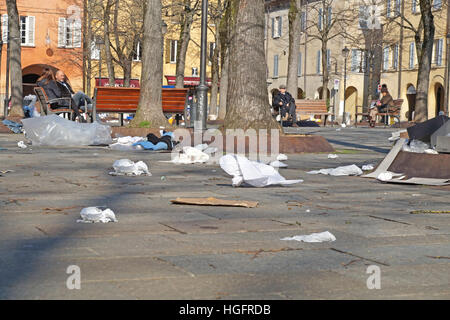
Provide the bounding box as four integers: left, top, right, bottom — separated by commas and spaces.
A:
36, 68, 84, 121
272, 84, 298, 127
55, 70, 93, 114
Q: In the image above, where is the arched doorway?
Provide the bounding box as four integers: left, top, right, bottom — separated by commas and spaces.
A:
316, 87, 331, 100
22, 64, 60, 97
435, 83, 444, 117
406, 84, 416, 121
297, 88, 304, 99
344, 86, 358, 122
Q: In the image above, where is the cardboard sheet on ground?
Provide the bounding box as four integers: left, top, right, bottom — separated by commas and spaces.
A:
220, 154, 303, 187
363, 139, 450, 186
171, 197, 258, 208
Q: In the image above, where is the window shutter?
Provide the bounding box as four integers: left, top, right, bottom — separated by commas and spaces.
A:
58, 18, 66, 48
73, 19, 82, 48
351, 49, 358, 72
298, 53, 302, 76
26, 16, 35, 46
2, 14, 8, 43
437, 39, 443, 65
317, 50, 321, 74
327, 7, 332, 27
318, 9, 323, 31
165, 39, 171, 63
271, 18, 275, 38
409, 42, 415, 69
273, 55, 279, 77
387, 0, 391, 17
326, 49, 331, 69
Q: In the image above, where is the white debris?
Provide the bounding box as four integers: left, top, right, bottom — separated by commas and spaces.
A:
425, 149, 439, 155
17, 141, 27, 149
281, 231, 336, 243
389, 130, 407, 142
377, 172, 393, 182
277, 154, 288, 161
328, 154, 339, 159
403, 140, 434, 154
109, 136, 146, 151
77, 207, 118, 223
269, 160, 288, 168
109, 159, 151, 176
308, 164, 363, 176
219, 154, 303, 188
171, 147, 210, 164
362, 164, 375, 171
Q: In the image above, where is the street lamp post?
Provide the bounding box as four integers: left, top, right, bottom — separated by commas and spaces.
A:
342, 46, 350, 125
195, 0, 208, 133
3, 35, 11, 118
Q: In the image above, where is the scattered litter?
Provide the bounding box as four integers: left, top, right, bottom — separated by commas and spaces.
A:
171, 197, 258, 208
308, 164, 363, 177
77, 207, 118, 223
402, 140, 436, 154
269, 160, 288, 168
0, 170, 14, 174
281, 231, 336, 243
22, 115, 112, 146
306, 209, 311, 213
328, 154, 339, 159
161, 176, 166, 181
277, 154, 288, 161
377, 172, 393, 182
170, 147, 210, 164
336, 128, 341, 132
2, 120, 23, 134
341, 124, 347, 128
109, 159, 151, 176
134, 132, 176, 151
17, 141, 27, 149
220, 154, 303, 187
362, 164, 375, 171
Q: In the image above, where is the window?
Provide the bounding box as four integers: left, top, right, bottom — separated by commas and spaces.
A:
412, 0, 418, 13
318, 8, 323, 31
301, 12, 306, 32
273, 55, 279, 78
434, 39, 443, 66
133, 42, 141, 61
2, 14, 8, 43
298, 53, 302, 76
394, 0, 401, 16
392, 44, 399, 70
433, 0, 442, 10
387, 0, 391, 17
383, 47, 390, 70
192, 67, 198, 77
91, 41, 100, 60
272, 16, 282, 38
409, 42, 415, 69
351, 49, 365, 73
316, 50, 321, 74
326, 49, 331, 70
58, 17, 81, 48
327, 7, 332, 27
19, 16, 35, 46
170, 40, 178, 63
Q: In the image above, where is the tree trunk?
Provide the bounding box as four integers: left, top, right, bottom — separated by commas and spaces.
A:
209, 37, 220, 116
130, 0, 167, 127
287, 0, 301, 96
218, 47, 229, 120
6, 0, 23, 118
224, 0, 280, 130
175, 3, 194, 89
104, 0, 116, 86
321, 39, 329, 104
123, 59, 132, 87
415, 0, 435, 122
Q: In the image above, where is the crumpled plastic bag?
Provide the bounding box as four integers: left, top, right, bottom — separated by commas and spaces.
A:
21, 115, 112, 146
269, 160, 288, 168
77, 207, 118, 223
308, 164, 363, 176
219, 154, 303, 187
402, 139, 437, 154
362, 164, 375, 171
109, 159, 151, 176
171, 147, 210, 164
281, 231, 336, 243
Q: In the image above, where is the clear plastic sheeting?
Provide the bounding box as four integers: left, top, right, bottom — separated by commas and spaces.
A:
110, 136, 146, 151
77, 207, 118, 223
21, 115, 112, 146
109, 159, 151, 176
402, 139, 437, 154
281, 231, 336, 243
219, 154, 303, 188
307, 164, 363, 176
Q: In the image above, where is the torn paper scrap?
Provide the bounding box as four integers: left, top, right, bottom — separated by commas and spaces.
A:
328, 154, 339, 159
362, 164, 375, 171
171, 147, 210, 164
277, 154, 288, 161
77, 207, 118, 223
109, 159, 151, 176
269, 160, 288, 168
17, 141, 27, 149
171, 197, 258, 208
281, 231, 336, 243
308, 164, 363, 177
219, 154, 303, 188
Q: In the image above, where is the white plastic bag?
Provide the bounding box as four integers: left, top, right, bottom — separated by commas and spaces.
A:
109, 159, 151, 176
77, 207, 118, 223
220, 154, 303, 188
171, 147, 210, 164
22, 115, 112, 146
281, 231, 336, 243
308, 164, 363, 176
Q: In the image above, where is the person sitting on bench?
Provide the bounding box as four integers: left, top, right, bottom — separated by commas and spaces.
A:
272, 85, 298, 127
369, 87, 395, 128
55, 70, 93, 116
36, 68, 84, 121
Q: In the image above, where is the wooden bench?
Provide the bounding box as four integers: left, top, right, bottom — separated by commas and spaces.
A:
34, 87, 75, 120
92, 87, 190, 126
295, 99, 332, 126
355, 99, 403, 127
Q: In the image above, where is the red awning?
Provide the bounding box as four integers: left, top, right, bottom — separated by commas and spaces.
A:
165, 76, 212, 87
